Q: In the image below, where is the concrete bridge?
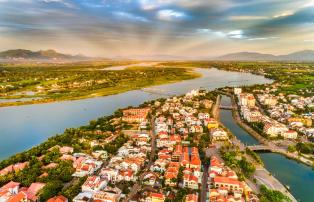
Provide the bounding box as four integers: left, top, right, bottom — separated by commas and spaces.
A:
247, 145, 272, 151
141, 87, 173, 96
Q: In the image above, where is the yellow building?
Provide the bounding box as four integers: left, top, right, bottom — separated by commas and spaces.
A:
207, 119, 219, 129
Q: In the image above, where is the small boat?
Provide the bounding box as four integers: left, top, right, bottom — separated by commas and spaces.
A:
285, 184, 290, 190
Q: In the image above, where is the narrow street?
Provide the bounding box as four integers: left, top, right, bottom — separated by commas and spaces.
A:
200, 164, 209, 202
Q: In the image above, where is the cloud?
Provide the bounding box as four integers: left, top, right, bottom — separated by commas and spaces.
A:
229, 15, 269, 20
157, 9, 187, 21
304, 39, 314, 42
248, 37, 278, 41
114, 11, 149, 22
273, 11, 294, 18
40, 0, 75, 8
227, 30, 245, 39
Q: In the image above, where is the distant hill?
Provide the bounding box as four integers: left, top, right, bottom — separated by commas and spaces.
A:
216, 50, 314, 61
0, 49, 90, 61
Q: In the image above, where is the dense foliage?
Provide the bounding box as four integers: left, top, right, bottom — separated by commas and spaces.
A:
259, 185, 292, 202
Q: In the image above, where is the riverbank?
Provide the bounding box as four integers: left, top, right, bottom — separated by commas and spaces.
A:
0, 68, 201, 108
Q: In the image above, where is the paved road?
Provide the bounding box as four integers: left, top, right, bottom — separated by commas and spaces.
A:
200, 164, 209, 202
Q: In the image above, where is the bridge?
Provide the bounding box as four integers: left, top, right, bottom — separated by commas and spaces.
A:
247, 145, 272, 151
141, 87, 174, 96
219, 105, 235, 110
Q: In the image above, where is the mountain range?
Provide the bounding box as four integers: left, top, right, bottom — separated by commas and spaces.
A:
1, 49, 314, 61
215, 50, 314, 61
0, 49, 90, 61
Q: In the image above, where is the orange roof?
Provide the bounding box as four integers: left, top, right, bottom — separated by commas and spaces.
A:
8, 191, 27, 202
190, 155, 201, 166
151, 193, 164, 199
165, 172, 177, 179
47, 195, 68, 202
186, 194, 198, 202
213, 177, 241, 186
168, 162, 180, 168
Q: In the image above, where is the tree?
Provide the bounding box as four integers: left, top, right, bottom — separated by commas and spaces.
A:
39, 180, 64, 202
259, 185, 291, 202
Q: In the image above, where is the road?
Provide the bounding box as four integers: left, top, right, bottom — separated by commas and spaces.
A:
200, 164, 209, 202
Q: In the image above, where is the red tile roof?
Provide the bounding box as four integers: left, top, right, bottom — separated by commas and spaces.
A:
47, 195, 68, 202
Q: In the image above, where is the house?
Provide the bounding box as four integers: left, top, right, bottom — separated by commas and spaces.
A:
164, 162, 180, 186
282, 130, 298, 139
26, 182, 46, 201
0, 162, 28, 176
239, 94, 255, 108
7, 191, 28, 202
143, 172, 159, 186
210, 128, 228, 141
42, 163, 58, 169
47, 195, 68, 202
73, 192, 93, 202
190, 154, 201, 170
0, 181, 20, 201
93, 191, 121, 202
288, 117, 312, 127
147, 193, 165, 202
263, 122, 288, 137
171, 145, 183, 162
213, 177, 244, 193
72, 158, 103, 177
59, 146, 74, 154
82, 176, 107, 193
234, 88, 242, 95
183, 174, 199, 189
185, 194, 198, 202
207, 119, 219, 129
122, 108, 150, 123
117, 169, 135, 182
92, 150, 108, 160
180, 152, 190, 168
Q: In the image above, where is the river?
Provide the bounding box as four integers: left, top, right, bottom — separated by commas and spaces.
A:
219, 95, 314, 202
0, 68, 272, 160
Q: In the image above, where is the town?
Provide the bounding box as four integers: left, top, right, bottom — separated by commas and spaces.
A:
1, 84, 311, 202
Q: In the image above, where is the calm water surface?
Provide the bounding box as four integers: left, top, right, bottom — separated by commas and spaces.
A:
219, 95, 259, 145
0, 68, 272, 160
219, 95, 314, 202
260, 153, 314, 202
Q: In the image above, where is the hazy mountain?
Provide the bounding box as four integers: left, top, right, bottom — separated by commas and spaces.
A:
0, 49, 90, 61
216, 50, 314, 61
280, 50, 314, 61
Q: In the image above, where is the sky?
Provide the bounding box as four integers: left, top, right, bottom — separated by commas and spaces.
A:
1, 0, 314, 58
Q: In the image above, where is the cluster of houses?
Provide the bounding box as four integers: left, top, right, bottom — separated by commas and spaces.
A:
71, 107, 153, 202
208, 156, 258, 202
139, 90, 216, 202
235, 88, 300, 139
236, 85, 314, 147
255, 89, 313, 141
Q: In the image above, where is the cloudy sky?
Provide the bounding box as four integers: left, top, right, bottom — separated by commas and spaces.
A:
1, 0, 314, 58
